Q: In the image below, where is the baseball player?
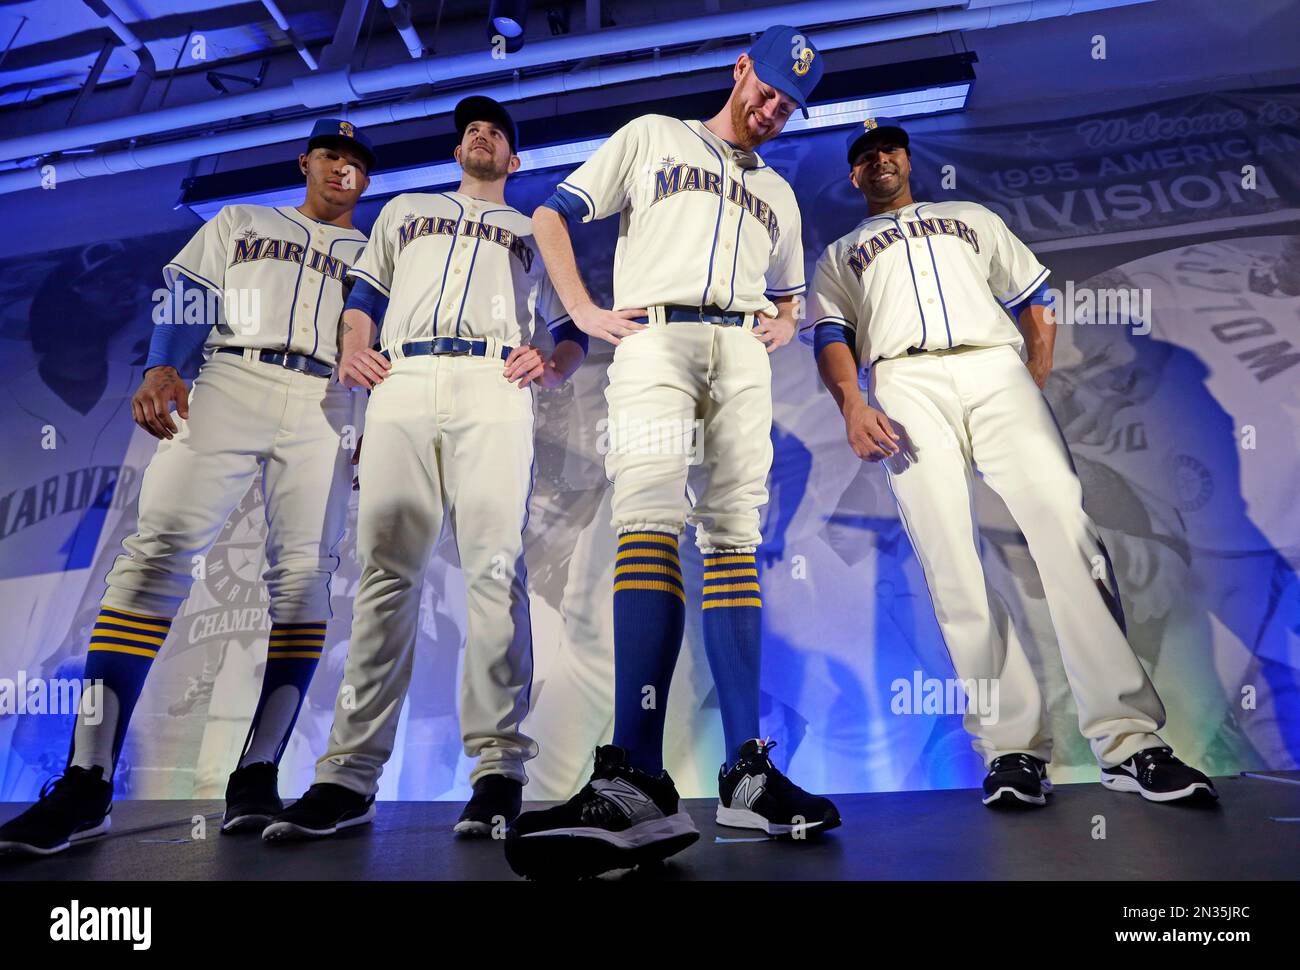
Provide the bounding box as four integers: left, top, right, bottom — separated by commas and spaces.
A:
0, 120, 374, 856
506, 25, 840, 880
262, 96, 588, 842
809, 117, 1217, 806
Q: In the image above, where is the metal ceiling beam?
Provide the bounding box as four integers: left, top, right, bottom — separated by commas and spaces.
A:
0, 0, 939, 162
318, 0, 370, 71
82, 0, 156, 114
260, 0, 319, 71
0, 0, 1158, 197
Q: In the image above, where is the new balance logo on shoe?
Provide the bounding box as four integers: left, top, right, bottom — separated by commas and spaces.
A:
732, 773, 767, 809
591, 777, 652, 817
1120, 761, 1139, 777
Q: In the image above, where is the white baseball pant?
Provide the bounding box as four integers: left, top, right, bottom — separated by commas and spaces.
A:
604, 320, 773, 551
102, 351, 358, 622
315, 353, 538, 795
870, 343, 1166, 768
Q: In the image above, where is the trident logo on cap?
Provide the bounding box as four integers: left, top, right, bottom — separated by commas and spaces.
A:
863, 118, 878, 131
793, 46, 815, 77
339, 121, 355, 137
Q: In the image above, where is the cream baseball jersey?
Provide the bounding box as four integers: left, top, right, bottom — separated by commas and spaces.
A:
347, 191, 569, 351
164, 204, 367, 366
558, 114, 806, 312
808, 201, 1049, 365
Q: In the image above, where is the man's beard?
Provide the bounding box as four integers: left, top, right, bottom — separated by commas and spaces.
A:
729, 98, 766, 151
462, 148, 509, 180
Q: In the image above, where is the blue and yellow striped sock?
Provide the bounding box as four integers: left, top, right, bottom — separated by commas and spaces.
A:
70, 605, 173, 775
611, 530, 685, 774
701, 549, 763, 762
238, 621, 326, 767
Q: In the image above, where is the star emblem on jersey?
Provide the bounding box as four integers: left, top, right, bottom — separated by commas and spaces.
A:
659, 155, 677, 171
240, 228, 259, 242
403, 212, 417, 226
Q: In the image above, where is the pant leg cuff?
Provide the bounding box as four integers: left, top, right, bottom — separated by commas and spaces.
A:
101, 588, 183, 619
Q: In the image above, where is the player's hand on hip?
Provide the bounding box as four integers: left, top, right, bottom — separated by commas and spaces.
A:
132, 366, 190, 440
752, 312, 796, 353
338, 348, 391, 390
504, 344, 548, 388
572, 302, 647, 346
844, 400, 902, 462
1026, 353, 1052, 390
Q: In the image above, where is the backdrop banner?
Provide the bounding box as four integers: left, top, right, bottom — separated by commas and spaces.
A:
1, 85, 1296, 802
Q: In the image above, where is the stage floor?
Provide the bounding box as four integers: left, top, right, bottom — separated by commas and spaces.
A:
2, 771, 1297, 881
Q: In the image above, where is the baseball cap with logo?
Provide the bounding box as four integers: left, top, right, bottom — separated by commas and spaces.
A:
307, 118, 377, 172
747, 24, 824, 112
454, 95, 519, 155
845, 116, 910, 166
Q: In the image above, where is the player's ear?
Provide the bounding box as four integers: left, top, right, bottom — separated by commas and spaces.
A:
508, 153, 521, 175
453, 144, 462, 165
298, 152, 309, 177
734, 53, 749, 83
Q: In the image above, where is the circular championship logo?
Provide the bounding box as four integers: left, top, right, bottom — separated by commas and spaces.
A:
1172, 453, 1214, 513
202, 486, 268, 608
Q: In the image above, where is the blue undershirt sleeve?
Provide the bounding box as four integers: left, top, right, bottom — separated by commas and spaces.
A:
1009, 278, 1053, 318
548, 318, 589, 355
344, 276, 389, 332
813, 321, 854, 359
146, 276, 213, 374
540, 186, 591, 224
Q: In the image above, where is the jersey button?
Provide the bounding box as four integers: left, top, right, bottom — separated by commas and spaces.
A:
920, 270, 929, 277
927, 298, 936, 304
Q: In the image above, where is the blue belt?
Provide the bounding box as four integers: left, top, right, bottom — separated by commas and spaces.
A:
661, 304, 750, 327
381, 337, 513, 361
217, 347, 333, 377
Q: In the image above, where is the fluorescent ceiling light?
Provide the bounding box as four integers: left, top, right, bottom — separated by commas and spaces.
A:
187, 84, 970, 220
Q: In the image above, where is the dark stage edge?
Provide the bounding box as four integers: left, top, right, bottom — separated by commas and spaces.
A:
2, 772, 1297, 881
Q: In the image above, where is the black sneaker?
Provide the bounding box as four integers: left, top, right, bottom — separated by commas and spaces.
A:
983, 753, 1052, 807
261, 783, 376, 842
504, 745, 698, 879
222, 762, 283, 833
454, 774, 522, 837
1101, 747, 1218, 803
717, 738, 842, 835
0, 766, 113, 857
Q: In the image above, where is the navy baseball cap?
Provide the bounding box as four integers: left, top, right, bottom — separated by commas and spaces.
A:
308, 118, 377, 172
748, 25, 823, 109
455, 95, 519, 154
845, 117, 910, 165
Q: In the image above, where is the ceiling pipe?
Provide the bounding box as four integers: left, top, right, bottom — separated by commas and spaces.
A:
82, 0, 156, 114
0, 0, 936, 163
260, 0, 319, 71
381, 0, 426, 59
67, 38, 115, 124
0, 0, 1156, 195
